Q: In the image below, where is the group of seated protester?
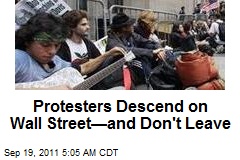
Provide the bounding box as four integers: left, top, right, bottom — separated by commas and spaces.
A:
170, 12, 225, 55
15, 10, 223, 90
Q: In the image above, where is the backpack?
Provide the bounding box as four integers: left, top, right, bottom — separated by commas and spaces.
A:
148, 60, 182, 90
175, 51, 219, 87
218, 22, 225, 41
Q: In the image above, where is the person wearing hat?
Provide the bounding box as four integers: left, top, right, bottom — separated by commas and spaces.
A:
99, 13, 165, 89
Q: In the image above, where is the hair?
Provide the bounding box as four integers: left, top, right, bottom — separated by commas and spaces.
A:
138, 11, 156, 27
215, 13, 221, 19
138, 10, 156, 23
62, 10, 88, 37
171, 21, 182, 33
137, 21, 151, 37
15, 12, 68, 50
136, 10, 156, 37
198, 44, 215, 56
183, 21, 192, 33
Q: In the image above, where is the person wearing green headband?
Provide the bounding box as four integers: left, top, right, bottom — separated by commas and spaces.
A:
15, 13, 72, 89
15, 12, 125, 90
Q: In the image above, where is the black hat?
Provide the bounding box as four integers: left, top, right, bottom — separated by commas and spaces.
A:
111, 13, 135, 29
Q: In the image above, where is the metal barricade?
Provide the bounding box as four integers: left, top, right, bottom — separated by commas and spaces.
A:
87, 0, 107, 41
109, 5, 178, 45
109, 5, 178, 24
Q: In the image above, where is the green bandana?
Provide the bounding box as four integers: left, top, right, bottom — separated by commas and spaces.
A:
33, 32, 65, 43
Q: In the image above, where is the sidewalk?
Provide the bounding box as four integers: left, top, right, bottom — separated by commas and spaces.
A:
213, 54, 225, 80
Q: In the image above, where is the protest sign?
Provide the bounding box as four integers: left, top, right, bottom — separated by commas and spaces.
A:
15, 0, 71, 26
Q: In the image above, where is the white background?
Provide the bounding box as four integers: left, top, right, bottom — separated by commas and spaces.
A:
0, 1, 239, 159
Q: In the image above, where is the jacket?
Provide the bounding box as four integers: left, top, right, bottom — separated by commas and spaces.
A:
99, 31, 160, 89
57, 37, 101, 62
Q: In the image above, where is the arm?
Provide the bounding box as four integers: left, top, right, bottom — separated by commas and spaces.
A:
106, 34, 158, 59
208, 22, 218, 37
133, 33, 161, 49
79, 47, 125, 75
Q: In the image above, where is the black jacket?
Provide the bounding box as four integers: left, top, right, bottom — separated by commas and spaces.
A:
57, 37, 107, 89
99, 31, 160, 89
57, 37, 101, 62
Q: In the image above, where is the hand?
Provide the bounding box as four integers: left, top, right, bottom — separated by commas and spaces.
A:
153, 48, 166, 60
155, 50, 166, 60
153, 48, 164, 54
108, 47, 127, 56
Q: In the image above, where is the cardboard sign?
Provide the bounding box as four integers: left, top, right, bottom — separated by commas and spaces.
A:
15, 0, 71, 26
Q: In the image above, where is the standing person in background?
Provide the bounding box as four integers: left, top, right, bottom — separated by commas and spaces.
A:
179, 6, 186, 14
219, 1, 225, 21
193, 3, 201, 14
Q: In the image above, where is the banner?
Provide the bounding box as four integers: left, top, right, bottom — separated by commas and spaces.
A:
15, 0, 72, 26
201, 0, 220, 13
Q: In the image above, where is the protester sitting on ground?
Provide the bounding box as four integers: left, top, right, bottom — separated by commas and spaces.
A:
134, 10, 160, 44
170, 22, 184, 51
208, 13, 224, 44
57, 10, 125, 78
194, 20, 209, 41
181, 21, 197, 52
100, 13, 166, 89
15, 13, 70, 85
15, 12, 124, 90
190, 19, 198, 38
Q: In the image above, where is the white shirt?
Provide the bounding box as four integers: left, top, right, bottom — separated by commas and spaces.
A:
149, 33, 160, 43
66, 38, 88, 61
208, 19, 223, 42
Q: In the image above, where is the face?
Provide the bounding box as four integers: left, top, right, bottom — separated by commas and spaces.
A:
179, 24, 184, 32
73, 18, 90, 37
122, 24, 134, 35
26, 41, 61, 64
192, 20, 197, 27
149, 22, 157, 33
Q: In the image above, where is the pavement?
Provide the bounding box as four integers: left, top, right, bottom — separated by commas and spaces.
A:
213, 53, 225, 80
